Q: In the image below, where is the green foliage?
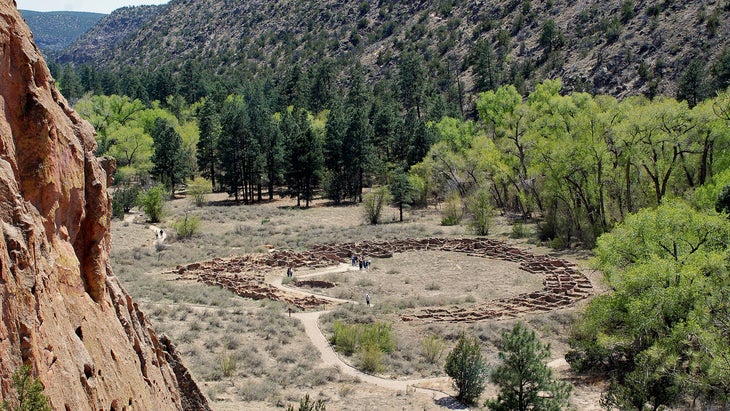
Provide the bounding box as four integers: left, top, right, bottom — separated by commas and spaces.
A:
330, 320, 395, 360
362, 186, 392, 225
1, 365, 51, 411
420, 334, 446, 364
286, 394, 326, 411
186, 177, 212, 207
359, 343, 384, 373
486, 323, 572, 411
136, 184, 166, 223
174, 212, 201, 240
569, 200, 730, 409
151, 117, 189, 196
218, 349, 237, 378
716, 184, 730, 214
389, 168, 414, 222
441, 193, 463, 226
112, 185, 140, 220
466, 190, 493, 235
445, 332, 488, 405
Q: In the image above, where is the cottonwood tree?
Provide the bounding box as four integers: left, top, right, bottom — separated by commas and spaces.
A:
569, 200, 730, 410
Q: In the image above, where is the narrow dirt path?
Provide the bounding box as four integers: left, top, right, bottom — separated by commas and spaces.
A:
270, 264, 460, 406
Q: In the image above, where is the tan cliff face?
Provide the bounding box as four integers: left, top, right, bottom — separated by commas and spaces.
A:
0, 1, 209, 410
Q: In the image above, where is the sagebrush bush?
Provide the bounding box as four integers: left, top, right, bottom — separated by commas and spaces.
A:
441, 193, 463, 226
187, 177, 212, 207
175, 212, 201, 240
421, 334, 446, 364
359, 343, 384, 373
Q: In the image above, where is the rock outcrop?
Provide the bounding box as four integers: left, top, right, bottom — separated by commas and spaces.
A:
0, 1, 209, 409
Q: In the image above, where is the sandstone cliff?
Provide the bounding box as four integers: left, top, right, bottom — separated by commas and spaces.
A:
0, 1, 209, 409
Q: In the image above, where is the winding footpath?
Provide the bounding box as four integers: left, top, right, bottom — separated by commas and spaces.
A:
167, 238, 595, 408
270, 264, 457, 405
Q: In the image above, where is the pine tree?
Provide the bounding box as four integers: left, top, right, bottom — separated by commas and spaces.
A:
486, 322, 572, 411
151, 118, 188, 197
444, 332, 488, 405
197, 97, 221, 190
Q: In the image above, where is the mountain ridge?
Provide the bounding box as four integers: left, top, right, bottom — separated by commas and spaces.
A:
57, 0, 730, 101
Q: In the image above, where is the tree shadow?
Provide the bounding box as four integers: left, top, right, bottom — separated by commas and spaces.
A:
434, 396, 468, 410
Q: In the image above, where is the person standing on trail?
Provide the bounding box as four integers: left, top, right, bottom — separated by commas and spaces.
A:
366, 293, 371, 307
287, 267, 293, 277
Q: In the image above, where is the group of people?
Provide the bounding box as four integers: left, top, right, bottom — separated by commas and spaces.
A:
351, 254, 371, 270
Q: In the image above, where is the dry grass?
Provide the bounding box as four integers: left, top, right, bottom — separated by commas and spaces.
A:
110, 192, 602, 410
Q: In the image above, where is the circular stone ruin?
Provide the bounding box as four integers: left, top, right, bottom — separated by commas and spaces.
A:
168, 238, 593, 320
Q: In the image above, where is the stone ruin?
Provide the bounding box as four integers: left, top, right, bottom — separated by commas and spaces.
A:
170, 237, 593, 320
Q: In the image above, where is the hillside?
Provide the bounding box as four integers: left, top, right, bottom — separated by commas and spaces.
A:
20, 10, 104, 57
57, 5, 162, 65
56, 0, 730, 101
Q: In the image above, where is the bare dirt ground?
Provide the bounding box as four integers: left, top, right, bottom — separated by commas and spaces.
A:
110, 192, 607, 410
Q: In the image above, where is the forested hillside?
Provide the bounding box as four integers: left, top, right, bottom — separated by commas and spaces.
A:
56, 5, 162, 65
20, 10, 103, 58
56, 0, 730, 103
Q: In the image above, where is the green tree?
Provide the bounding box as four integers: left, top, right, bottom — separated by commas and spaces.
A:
282, 108, 323, 207
389, 168, 414, 222
151, 117, 189, 197
444, 332, 488, 405
569, 200, 730, 410
677, 59, 709, 108
362, 186, 392, 225
196, 97, 221, 190
136, 184, 166, 223
1, 365, 51, 411
467, 189, 493, 235
486, 323, 572, 411
471, 38, 500, 92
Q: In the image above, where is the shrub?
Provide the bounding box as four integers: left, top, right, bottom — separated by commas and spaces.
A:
286, 393, 326, 411
362, 186, 392, 225
112, 185, 140, 220
187, 177, 212, 207
510, 221, 527, 238
330, 321, 395, 359
1, 365, 51, 411
218, 349, 237, 378
136, 184, 166, 223
444, 332, 488, 405
175, 212, 201, 240
359, 343, 383, 373
441, 193, 463, 226
467, 190, 493, 236
421, 334, 446, 364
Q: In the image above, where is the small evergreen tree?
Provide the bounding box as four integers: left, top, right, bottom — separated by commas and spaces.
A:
486, 323, 572, 411
389, 168, 414, 222
1, 365, 51, 411
444, 332, 488, 405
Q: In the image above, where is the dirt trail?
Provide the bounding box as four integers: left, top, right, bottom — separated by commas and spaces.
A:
272, 264, 460, 406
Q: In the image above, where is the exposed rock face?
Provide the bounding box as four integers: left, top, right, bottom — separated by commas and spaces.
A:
0, 1, 209, 410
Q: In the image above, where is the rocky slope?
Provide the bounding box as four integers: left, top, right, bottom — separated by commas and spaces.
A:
0, 1, 208, 409
57, 5, 161, 66
19, 10, 104, 58
57, 0, 730, 98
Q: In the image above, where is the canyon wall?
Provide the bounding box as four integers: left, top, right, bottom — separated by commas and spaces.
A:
0, 1, 208, 409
